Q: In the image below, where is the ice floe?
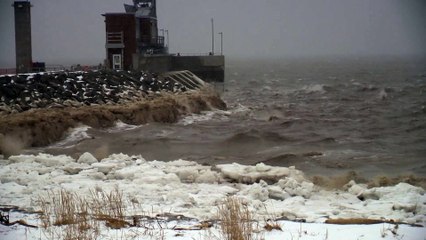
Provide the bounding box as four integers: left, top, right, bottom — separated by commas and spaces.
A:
0, 153, 425, 239
0, 153, 425, 224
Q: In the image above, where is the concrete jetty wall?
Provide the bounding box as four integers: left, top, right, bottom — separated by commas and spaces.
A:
133, 55, 225, 83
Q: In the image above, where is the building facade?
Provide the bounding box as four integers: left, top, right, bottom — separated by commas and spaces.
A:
103, 0, 167, 70
103, 0, 224, 83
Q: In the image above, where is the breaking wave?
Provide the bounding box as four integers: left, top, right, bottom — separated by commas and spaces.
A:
0, 90, 226, 154
48, 125, 92, 148
300, 84, 331, 94
105, 120, 141, 133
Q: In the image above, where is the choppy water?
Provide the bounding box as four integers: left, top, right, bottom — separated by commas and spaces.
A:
39, 57, 426, 179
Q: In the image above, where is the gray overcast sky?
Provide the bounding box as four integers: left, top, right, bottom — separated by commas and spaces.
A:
0, 0, 425, 67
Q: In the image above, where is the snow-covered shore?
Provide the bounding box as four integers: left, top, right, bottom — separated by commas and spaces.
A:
0, 152, 425, 239
1, 216, 425, 240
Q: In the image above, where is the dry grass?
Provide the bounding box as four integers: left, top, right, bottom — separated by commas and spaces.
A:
217, 197, 259, 240
263, 221, 282, 232
90, 187, 126, 226
38, 187, 128, 240
38, 189, 100, 240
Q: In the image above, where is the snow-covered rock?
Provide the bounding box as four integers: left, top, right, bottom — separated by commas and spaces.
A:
77, 152, 98, 164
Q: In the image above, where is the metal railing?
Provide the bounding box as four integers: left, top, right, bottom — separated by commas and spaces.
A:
172, 52, 224, 57
138, 35, 164, 47
0, 64, 91, 75
45, 65, 66, 72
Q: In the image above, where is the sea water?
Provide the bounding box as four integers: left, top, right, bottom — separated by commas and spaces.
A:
40, 57, 426, 180
2, 57, 426, 239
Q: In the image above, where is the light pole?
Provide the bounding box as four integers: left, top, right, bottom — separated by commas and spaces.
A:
218, 32, 223, 55
159, 29, 165, 47
165, 29, 169, 48
211, 18, 214, 55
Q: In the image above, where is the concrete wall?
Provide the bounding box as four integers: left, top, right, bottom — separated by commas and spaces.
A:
133, 54, 172, 73
172, 56, 224, 83
133, 55, 225, 82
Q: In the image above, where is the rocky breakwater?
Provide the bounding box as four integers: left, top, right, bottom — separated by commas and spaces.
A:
0, 71, 193, 113
0, 70, 226, 156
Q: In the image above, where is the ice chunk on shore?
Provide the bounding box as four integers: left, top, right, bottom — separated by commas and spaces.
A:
77, 152, 98, 164
357, 182, 425, 215
216, 162, 303, 184
360, 182, 425, 201
161, 159, 220, 183
277, 177, 316, 198
8, 153, 73, 167
242, 182, 269, 201
345, 180, 367, 195
8, 155, 38, 163
92, 161, 125, 174
33, 153, 73, 167
62, 162, 89, 175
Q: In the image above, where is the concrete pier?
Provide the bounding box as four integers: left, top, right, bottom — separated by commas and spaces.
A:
133, 55, 225, 83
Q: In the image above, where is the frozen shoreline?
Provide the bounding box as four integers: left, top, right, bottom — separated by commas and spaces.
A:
1, 214, 425, 240
1, 152, 425, 239
1, 153, 425, 225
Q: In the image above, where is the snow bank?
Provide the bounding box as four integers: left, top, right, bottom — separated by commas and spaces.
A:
1, 212, 425, 240
0, 153, 425, 227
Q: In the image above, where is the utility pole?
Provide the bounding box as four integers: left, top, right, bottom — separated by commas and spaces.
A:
218, 32, 223, 55
211, 18, 214, 55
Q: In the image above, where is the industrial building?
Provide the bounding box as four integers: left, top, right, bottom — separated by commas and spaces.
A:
11, 0, 224, 82
103, 0, 224, 82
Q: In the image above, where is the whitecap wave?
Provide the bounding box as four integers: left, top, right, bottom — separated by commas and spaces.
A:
378, 88, 388, 100
178, 104, 252, 125
301, 84, 327, 93
178, 110, 231, 126
105, 120, 140, 133
48, 125, 91, 148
